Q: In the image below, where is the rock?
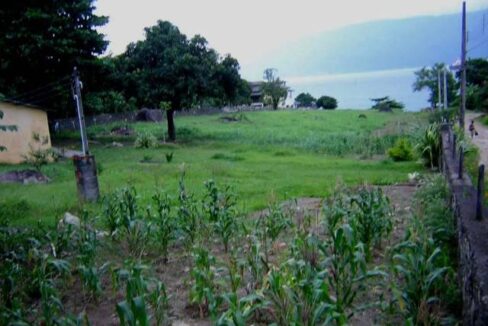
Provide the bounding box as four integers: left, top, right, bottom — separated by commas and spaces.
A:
96, 230, 109, 240
111, 142, 124, 148
110, 126, 134, 136
58, 212, 80, 229
135, 108, 163, 122
0, 169, 50, 184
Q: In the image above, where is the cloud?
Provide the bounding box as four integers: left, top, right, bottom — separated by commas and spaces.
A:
95, 0, 487, 64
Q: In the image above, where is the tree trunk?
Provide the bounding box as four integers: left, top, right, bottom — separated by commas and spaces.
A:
273, 97, 279, 110
166, 109, 176, 141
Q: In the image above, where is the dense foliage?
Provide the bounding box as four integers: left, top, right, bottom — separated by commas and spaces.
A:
295, 92, 316, 107
413, 63, 457, 108
370, 96, 404, 111
462, 58, 488, 111
262, 69, 289, 110
316, 95, 338, 109
0, 0, 109, 116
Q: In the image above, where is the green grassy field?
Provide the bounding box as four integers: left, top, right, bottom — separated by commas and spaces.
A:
0, 109, 426, 225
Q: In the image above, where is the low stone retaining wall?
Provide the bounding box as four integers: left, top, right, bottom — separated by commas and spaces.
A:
441, 128, 488, 325
51, 106, 268, 131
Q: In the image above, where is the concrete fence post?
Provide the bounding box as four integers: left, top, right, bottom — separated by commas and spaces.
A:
459, 149, 464, 179
453, 134, 457, 160
477, 164, 485, 220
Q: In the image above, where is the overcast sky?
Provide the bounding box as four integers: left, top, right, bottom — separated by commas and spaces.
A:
95, 0, 487, 65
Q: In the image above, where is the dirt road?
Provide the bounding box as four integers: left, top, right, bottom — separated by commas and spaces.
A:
465, 112, 488, 166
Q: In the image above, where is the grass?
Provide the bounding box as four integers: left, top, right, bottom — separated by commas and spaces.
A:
0, 109, 426, 225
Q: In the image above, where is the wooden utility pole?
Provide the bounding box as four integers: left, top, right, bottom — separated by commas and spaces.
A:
460, 1, 467, 130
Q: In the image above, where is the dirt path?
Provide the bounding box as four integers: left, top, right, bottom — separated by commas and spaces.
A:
465, 112, 488, 166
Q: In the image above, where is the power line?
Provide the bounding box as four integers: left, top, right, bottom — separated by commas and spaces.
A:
6, 76, 70, 101
467, 37, 488, 53
4, 87, 70, 106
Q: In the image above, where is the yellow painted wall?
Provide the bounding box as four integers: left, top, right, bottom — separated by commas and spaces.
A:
0, 102, 51, 164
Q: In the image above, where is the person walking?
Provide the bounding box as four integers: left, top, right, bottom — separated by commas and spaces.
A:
469, 120, 478, 138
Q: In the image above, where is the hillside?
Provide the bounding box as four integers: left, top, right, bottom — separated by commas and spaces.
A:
242, 9, 488, 80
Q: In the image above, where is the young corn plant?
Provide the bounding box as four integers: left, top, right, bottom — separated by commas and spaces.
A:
216, 292, 266, 326
117, 187, 151, 257
245, 235, 268, 290
177, 175, 200, 248
290, 226, 320, 270
284, 259, 333, 325
321, 195, 385, 322
392, 227, 449, 324
203, 180, 240, 252
190, 246, 222, 319
113, 260, 150, 326
256, 203, 291, 264
30, 251, 71, 325
147, 281, 170, 326
349, 187, 393, 262
262, 268, 293, 324
102, 192, 121, 237
151, 192, 174, 263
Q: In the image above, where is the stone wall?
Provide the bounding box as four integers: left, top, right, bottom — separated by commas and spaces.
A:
441, 128, 488, 325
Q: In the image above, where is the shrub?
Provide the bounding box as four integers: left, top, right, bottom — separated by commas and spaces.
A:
316, 95, 337, 109
22, 132, 55, 172
388, 138, 415, 161
416, 123, 441, 168
134, 133, 158, 149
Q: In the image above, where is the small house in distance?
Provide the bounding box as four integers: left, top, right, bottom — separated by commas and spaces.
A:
0, 100, 52, 164
248, 81, 264, 108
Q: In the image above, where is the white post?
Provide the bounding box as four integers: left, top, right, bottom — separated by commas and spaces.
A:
443, 69, 448, 109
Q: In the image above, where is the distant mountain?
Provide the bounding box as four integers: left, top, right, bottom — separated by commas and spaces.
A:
242, 9, 488, 80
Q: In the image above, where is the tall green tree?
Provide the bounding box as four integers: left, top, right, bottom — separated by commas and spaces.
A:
0, 0, 108, 116
262, 68, 288, 110
316, 95, 338, 110
413, 63, 457, 108
295, 93, 316, 107
120, 21, 243, 141
461, 58, 488, 111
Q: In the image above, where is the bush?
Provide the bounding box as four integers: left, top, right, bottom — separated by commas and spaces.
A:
388, 138, 414, 161
416, 123, 441, 168
316, 95, 337, 109
22, 132, 55, 172
85, 91, 136, 114
134, 133, 158, 149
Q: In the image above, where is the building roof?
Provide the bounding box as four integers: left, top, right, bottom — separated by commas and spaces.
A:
0, 99, 50, 111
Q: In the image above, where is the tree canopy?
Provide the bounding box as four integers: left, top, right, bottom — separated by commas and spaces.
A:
316, 95, 338, 110
0, 0, 108, 116
461, 58, 488, 111
262, 69, 288, 110
118, 20, 245, 141
295, 93, 316, 108
413, 63, 457, 108
370, 96, 404, 111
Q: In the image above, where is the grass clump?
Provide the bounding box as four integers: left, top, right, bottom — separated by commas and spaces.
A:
211, 153, 244, 161
388, 137, 415, 161
134, 132, 158, 149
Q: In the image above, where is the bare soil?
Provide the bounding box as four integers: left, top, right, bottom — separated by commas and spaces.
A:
60, 184, 417, 325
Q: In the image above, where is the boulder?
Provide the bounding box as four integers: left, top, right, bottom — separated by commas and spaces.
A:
58, 212, 80, 229
0, 170, 50, 184
135, 108, 163, 122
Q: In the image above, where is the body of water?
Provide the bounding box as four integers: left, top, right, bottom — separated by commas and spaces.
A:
285, 67, 431, 111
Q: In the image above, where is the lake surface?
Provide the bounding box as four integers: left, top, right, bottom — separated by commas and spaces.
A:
285, 67, 431, 111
